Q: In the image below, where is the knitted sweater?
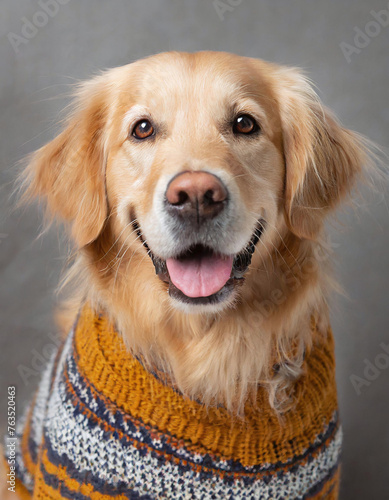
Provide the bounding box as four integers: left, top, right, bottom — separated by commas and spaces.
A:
13, 306, 341, 499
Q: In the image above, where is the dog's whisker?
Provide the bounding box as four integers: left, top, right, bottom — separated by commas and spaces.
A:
99, 218, 139, 262
98, 221, 133, 262
110, 230, 148, 292
109, 232, 143, 291
263, 219, 302, 272
255, 237, 276, 274
268, 242, 297, 278
133, 242, 153, 274
103, 223, 141, 271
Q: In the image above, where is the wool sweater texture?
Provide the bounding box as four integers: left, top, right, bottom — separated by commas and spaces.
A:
12, 305, 341, 499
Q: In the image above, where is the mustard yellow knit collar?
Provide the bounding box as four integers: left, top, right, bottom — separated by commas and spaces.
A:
73, 305, 338, 466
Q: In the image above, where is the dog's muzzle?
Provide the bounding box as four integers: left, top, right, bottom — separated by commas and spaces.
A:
134, 171, 264, 306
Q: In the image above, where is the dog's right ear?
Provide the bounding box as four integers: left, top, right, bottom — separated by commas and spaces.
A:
21, 75, 111, 247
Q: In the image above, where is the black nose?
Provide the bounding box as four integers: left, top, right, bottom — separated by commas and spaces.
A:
165, 171, 228, 222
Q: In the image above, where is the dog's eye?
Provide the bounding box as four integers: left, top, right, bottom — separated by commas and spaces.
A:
132, 119, 154, 139
233, 115, 259, 135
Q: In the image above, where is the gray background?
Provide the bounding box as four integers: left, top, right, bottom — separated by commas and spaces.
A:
0, 1, 388, 498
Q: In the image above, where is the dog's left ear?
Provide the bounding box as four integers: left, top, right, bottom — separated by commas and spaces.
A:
275, 67, 367, 239
21, 74, 112, 247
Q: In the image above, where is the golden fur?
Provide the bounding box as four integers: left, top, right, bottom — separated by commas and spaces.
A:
20, 51, 370, 416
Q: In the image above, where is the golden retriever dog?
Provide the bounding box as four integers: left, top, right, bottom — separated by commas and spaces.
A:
3, 51, 373, 499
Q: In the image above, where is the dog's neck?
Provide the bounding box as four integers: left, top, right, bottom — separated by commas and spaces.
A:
64, 228, 332, 413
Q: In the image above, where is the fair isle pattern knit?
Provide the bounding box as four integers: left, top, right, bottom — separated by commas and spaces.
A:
13, 306, 342, 499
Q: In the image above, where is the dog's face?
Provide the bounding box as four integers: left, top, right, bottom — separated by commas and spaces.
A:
106, 53, 284, 311
25, 52, 364, 315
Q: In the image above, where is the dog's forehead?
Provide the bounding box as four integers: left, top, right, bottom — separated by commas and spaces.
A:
119, 52, 276, 116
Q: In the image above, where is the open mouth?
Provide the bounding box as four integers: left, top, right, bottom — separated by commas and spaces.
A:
132, 220, 264, 305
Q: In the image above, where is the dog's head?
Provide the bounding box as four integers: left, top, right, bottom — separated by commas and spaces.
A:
23, 52, 366, 315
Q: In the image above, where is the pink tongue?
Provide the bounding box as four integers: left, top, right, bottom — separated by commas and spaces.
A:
166, 253, 233, 298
